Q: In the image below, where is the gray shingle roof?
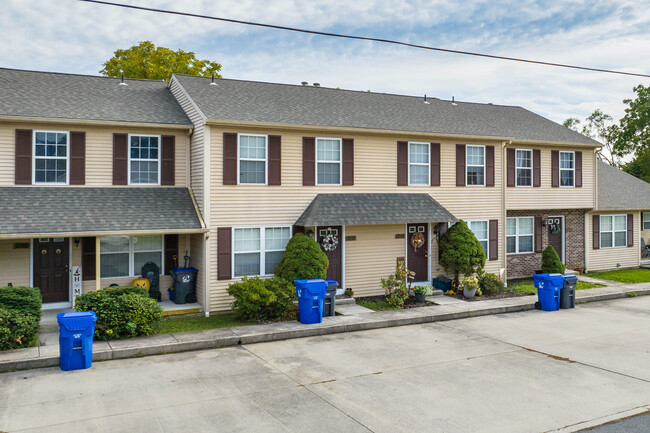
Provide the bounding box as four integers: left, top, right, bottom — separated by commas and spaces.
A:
0, 68, 191, 125
0, 187, 203, 235
174, 74, 599, 146
598, 160, 650, 210
295, 193, 457, 226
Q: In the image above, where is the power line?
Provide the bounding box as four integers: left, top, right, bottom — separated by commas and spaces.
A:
79, 0, 650, 79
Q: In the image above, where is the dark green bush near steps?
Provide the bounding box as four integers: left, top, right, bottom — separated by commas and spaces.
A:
478, 271, 504, 295
0, 286, 42, 350
227, 276, 296, 322
542, 245, 565, 274
274, 233, 329, 284
75, 286, 162, 340
0, 286, 42, 320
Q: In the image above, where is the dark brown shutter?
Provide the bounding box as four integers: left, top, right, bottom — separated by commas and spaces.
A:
292, 225, 305, 235
575, 151, 582, 187
302, 137, 315, 186
342, 138, 354, 186
161, 135, 175, 185
507, 148, 515, 187
81, 237, 96, 281
217, 227, 232, 280
112, 133, 128, 185
456, 144, 466, 186
430, 142, 440, 186
489, 219, 498, 261
486, 146, 495, 187
223, 133, 237, 185
268, 135, 282, 185
15, 129, 32, 185
627, 214, 634, 247
535, 216, 543, 253
551, 150, 559, 188
164, 234, 179, 275
397, 141, 408, 186
69, 131, 86, 185
438, 223, 448, 260
592, 215, 600, 250
533, 149, 541, 187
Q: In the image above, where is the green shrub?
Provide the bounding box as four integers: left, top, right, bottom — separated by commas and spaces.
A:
542, 246, 565, 274
381, 262, 410, 309
227, 276, 296, 322
0, 307, 39, 350
478, 271, 504, 295
439, 221, 486, 287
0, 286, 42, 320
75, 286, 163, 340
274, 233, 329, 284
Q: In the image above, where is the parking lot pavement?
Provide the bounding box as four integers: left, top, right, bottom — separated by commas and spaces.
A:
1, 296, 649, 433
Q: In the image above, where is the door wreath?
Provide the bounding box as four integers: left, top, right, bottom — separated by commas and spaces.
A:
410, 232, 425, 249
321, 233, 339, 252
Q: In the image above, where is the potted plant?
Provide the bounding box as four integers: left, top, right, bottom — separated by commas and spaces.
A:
461, 276, 479, 299
413, 285, 433, 303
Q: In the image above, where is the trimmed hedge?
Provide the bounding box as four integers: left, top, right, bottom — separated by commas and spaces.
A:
0, 286, 42, 320
227, 276, 296, 322
0, 286, 42, 350
75, 286, 163, 340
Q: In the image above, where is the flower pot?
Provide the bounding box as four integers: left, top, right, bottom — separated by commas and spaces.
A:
463, 286, 477, 299
415, 292, 426, 303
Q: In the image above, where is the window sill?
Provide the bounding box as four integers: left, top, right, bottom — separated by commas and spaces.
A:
507, 252, 536, 256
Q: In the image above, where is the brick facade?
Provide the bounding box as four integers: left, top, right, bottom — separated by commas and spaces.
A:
507, 209, 585, 279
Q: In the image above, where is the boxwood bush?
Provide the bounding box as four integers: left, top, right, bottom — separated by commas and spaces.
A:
227, 276, 296, 322
0, 286, 42, 320
0, 286, 42, 350
542, 245, 565, 274
75, 286, 163, 340
274, 233, 329, 284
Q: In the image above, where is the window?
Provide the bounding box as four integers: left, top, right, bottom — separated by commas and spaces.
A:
643, 213, 650, 230
600, 215, 627, 248
467, 220, 488, 256
129, 135, 160, 184
238, 134, 267, 184
316, 138, 341, 185
100, 235, 163, 278
559, 151, 574, 187
515, 149, 532, 186
408, 142, 430, 185
466, 145, 485, 186
34, 131, 68, 184
507, 217, 534, 254
233, 226, 291, 277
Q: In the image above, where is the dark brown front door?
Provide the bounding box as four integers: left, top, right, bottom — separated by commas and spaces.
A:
407, 223, 428, 281
317, 226, 342, 286
33, 238, 69, 303
547, 217, 564, 263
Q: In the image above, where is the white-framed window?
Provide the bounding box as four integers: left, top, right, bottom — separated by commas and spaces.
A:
408, 142, 430, 185
100, 235, 164, 278
316, 138, 341, 185
516, 149, 533, 187
507, 217, 534, 254
643, 213, 650, 230
233, 226, 291, 277
238, 134, 267, 184
466, 220, 489, 256
33, 130, 69, 184
466, 145, 485, 186
559, 151, 575, 187
129, 134, 160, 185
600, 215, 627, 248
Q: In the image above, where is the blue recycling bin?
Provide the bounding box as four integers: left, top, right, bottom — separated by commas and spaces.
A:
57, 311, 97, 371
295, 279, 328, 324
532, 273, 564, 311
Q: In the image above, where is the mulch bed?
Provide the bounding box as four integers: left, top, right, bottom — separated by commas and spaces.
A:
446, 290, 534, 302
356, 295, 430, 309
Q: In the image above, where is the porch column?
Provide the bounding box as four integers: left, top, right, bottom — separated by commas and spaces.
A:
95, 237, 101, 291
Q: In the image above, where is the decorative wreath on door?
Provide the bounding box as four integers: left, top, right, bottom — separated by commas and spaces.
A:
410, 232, 425, 249
321, 233, 339, 252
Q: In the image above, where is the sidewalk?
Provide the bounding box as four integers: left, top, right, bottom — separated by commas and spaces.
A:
2, 278, 648, 373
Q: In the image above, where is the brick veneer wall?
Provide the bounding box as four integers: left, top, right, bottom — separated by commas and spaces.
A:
507, 209, 585, 279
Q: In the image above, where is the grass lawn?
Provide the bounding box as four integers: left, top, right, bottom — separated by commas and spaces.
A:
507, 279, 604, 295
585, 268, 650, 284
356, 299, 398, 311
155, 313, 249, 334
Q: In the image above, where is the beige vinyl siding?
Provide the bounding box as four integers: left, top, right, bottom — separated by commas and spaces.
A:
506, 146, 596, 210
587, 211, 640, 271
0, 240, 31, 287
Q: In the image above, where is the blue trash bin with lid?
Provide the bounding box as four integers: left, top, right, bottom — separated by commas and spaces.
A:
295, 279, 328, 324
57, 311, 97, 371
532, 273, 564, 311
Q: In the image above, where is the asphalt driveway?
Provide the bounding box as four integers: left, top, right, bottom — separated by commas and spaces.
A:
1, 296, 649, 432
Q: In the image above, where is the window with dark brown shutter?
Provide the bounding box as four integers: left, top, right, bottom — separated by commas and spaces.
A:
223, 133, 237, 185
592, 215, 600, 250
161, 135, 175, 185
551, 150, 559, 188
430, 142, 440, 186
507, 148, 515, 187
533, 149, 541, 187
82, 237, 96, 281
342, 138, 354, 186
112, 133, 128, 185
69, 131, 85, 185
456, 144, 466, 186
164, 234, 179, 274
575, 151, 582, 187
268, 135, 282, 185
535, 216, 543, 253
627, 214, 634, 247
217, 227, 232, 280
302, 137, 316, 186
489, 219, 498, 260
486, 146, 495, 187
15, 129, 32, 185
397, 141, 408, 186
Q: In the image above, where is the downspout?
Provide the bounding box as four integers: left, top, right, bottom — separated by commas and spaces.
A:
502, 140, 511, 285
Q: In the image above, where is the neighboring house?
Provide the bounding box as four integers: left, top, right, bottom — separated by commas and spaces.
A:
585, 161, 650, 271
0, 68, 206, 309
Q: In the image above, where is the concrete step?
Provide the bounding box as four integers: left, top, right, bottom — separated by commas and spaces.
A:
335, 297, 356, 305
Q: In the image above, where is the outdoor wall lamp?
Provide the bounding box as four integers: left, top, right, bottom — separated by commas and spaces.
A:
74, 237, 81, 247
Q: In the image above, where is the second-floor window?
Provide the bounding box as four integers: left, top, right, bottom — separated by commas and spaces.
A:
34, 130, 68, 184
239, 134, 267, 184
516, 149, 533, 186
507, 217, 534, 254
466, 145, 485, 186
316, 138, 341, 185
130, 135, 160, 184
560, 151, 574, 187
409, 142, 430, 185
600, 215, 626, 248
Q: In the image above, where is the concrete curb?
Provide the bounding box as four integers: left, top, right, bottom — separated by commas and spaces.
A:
2, 284, 648, 373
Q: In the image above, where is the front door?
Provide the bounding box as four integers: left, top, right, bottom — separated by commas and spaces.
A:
407, 223, 428, 282
317, 226, 342, 286
547, 216, 564, 263
33, 238, 69, 303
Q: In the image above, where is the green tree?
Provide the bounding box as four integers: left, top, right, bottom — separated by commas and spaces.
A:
621, 147, 650, 183
439, 221, 486, 287
564, 109, 620, 166
541, 245, 565, 274
615, 84, 650, 158
100, 41, 222, 80
274, 233, 329, 284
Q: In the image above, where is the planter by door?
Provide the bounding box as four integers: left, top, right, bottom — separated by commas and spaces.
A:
33, 238, 69, 303
407, 223, 428, 282
547, 216, 564, 263
463, 286, 477, 299
318, 226, 342, 285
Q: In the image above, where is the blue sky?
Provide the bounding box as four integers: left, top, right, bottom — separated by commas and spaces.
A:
2, 0, 649, 125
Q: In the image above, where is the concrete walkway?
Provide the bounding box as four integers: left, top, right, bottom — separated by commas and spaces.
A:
1, 279, 648, 373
